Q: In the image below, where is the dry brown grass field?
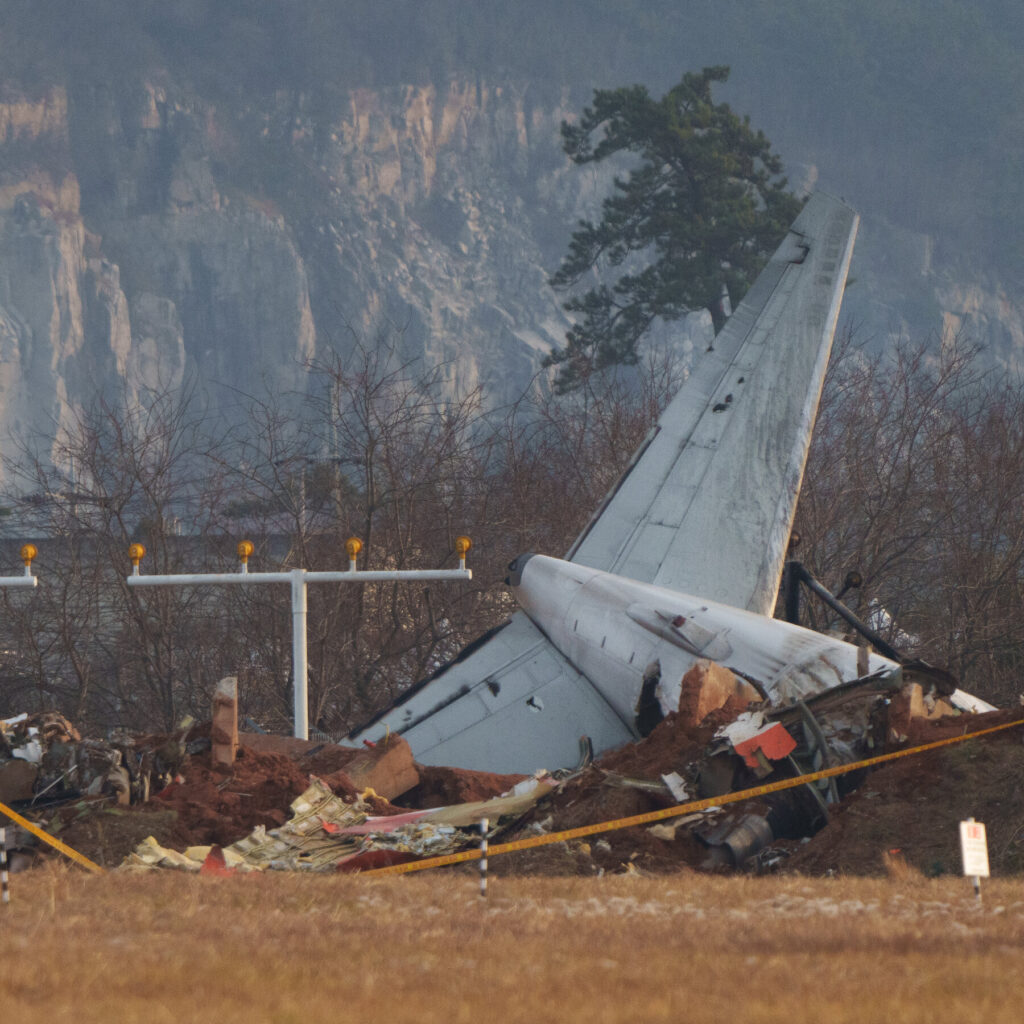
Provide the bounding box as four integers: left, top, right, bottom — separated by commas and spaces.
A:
1, 864, 1023, 1023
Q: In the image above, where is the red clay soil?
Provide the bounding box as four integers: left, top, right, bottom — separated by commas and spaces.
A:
149, 746, 312, 844
47, 744, 313, 864
494, 705, 1024, 878
39, 737, 530, 867
402, 764, 528, 809
237, 733, 365, 781
493, 710, 728, 877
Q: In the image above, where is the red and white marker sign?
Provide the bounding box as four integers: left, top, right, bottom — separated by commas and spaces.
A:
960, 819, 990, 878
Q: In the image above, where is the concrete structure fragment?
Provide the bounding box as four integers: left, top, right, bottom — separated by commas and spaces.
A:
211, 676, 239, 767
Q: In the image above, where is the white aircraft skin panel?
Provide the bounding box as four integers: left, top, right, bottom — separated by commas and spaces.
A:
564, 256, 793, 570
411, 670, 632, 774
348, 608, 634, 773
353, 612, 544, 737
650, 207, 852, 613
513, 555, 898, 732
567, 194, 859, 617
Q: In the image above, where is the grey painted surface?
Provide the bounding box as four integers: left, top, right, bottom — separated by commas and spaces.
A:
567, 193, 859, 616
352, 611, 632, 774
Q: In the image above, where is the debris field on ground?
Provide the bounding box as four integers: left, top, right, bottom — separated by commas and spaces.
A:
3, 662, 1023, 879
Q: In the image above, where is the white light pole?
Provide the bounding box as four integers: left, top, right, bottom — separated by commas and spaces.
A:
1, 545, 39, 589
125, 536, 473, 740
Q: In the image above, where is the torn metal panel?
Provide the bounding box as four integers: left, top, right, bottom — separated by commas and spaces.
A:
731, 724, 797, 770
121, 776, 557, 873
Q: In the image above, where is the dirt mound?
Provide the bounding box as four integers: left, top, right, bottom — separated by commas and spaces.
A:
493, 711, 724, 876
493, 707, 1024, 878
149, 746, 313, 845
403, 764, 528, 808
49, 744, 314, 862
39, 739, 530, 867
783, 712, 1024, 877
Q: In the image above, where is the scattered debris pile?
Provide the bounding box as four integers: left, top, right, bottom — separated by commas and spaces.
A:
126, 774, 554, 874
1, 711, 151, 807
3, 661, 1022, 878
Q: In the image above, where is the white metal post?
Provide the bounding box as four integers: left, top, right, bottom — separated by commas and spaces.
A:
291, 568, 308, 741
125, 537, 472, 740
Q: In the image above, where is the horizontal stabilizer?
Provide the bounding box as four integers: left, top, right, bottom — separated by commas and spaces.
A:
349, 612, 632, 774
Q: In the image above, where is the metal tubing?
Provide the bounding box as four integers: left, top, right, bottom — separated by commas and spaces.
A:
0, 576, 37, 588
788, 562, 902, 661
291, 569, 309, 741
781, 561, 800, 624
127, 569, 471, 587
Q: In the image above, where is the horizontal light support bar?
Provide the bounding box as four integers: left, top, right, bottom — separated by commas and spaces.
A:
0, 576, 37, 588
127, 569, 471, 586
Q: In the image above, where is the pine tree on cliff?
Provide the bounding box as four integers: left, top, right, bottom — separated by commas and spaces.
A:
547, 66, 803, 392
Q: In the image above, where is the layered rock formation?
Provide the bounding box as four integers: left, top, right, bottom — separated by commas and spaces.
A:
0, 79, 600, 480
0, 75, 1020, 484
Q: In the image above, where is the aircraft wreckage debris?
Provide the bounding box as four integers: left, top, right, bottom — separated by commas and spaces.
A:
3, 662, 1023, 878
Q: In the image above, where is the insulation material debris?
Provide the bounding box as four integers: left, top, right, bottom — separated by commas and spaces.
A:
123, 776, 556, 872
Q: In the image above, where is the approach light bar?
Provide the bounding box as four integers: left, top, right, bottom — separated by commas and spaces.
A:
126, 539, 472, 740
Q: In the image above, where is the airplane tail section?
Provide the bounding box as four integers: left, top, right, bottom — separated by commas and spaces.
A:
566, 193, 859, 615
350, 193, 861, 770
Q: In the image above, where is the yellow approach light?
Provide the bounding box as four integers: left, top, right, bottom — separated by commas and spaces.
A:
20, 544, 37, 567
237, 540, 254, 566
345, 537, 362, 570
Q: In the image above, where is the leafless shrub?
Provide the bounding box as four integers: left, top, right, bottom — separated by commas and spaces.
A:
794, 330, 1024, 704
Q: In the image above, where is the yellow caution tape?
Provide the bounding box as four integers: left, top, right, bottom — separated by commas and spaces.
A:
360, 715, 1024, 877
0, 797, 106, 874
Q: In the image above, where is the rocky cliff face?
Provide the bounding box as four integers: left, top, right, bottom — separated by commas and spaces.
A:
0, 78, 602, 479
0, 77, 1020, 482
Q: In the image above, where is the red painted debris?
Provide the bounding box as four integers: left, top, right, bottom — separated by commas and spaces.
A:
336, 849, 420, 873
200, 846, 235, 877
732, 723, 796, 768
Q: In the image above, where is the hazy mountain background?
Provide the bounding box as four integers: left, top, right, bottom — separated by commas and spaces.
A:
1, 0, 1022, 475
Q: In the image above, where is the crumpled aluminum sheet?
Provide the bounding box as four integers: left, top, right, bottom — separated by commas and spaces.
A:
123, 775, 557, 872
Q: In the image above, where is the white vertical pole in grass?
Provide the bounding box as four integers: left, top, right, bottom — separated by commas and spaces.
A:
479, 818, 489, 899
1, 827, 9, 906
290, 569, 309, 741
126, 537, 472, 741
